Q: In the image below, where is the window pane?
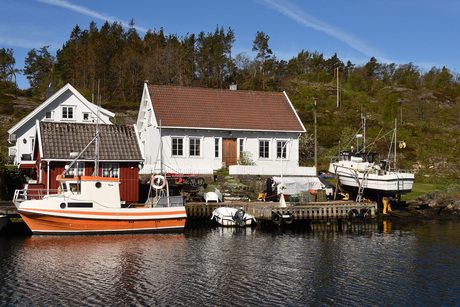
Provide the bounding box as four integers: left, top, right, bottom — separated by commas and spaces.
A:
102, 163, 119, 178
277, 141, 287, 158
215, 138, 219, 158
259, 140, 269, 158
172, 138, 183, 156
190, 138, 200, 156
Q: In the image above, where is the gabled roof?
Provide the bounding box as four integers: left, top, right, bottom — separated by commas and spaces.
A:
147, 85, 306, 132
8, 83, 115, 134
38, 122, 143, 161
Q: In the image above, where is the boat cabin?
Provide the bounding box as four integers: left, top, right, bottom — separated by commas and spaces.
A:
55, 175, 122, 209
339, 151, 379, 164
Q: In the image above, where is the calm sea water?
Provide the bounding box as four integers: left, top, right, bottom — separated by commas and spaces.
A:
1, 220, 459, 306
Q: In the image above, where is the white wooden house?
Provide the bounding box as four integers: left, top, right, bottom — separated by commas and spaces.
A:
7, 83, 115, 168
136, 83, 315, 176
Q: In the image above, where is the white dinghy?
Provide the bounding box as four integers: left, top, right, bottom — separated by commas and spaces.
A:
211, 207, 256, 227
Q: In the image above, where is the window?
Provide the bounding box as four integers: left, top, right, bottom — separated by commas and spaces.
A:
259, 140, 270, 159
215, 138, 220, 158
189, 137, 201, 156
30, 137, 35, 152
102, 163, 119, 178
172, 137, 183, 156
83, 112, 90, 121
68, 162, 85, 176
62, 106, 74, 119
45, 111, 53, 120
277, 140, 287, 159
239, 139, 244, 153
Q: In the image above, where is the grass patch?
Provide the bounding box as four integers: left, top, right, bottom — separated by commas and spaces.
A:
404, 182, 449, 202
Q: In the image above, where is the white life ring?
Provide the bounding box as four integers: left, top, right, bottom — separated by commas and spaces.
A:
151, 175, 166, 189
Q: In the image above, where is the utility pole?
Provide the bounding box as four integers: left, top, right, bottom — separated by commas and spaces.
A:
336, 67, 340, 108
314, 99, 317, 172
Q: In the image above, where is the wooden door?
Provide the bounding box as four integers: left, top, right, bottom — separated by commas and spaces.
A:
222, 138, 237, 167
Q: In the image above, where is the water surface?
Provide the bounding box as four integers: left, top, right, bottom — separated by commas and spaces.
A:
1, 220, 459, 306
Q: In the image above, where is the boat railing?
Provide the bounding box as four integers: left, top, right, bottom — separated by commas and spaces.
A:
13, 188, 63, 202
389, 168, 415, 174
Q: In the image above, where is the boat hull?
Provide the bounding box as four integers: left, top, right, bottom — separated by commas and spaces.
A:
329, 163, 414, 197
211, 207, 255, 227
18, 208, 186, 234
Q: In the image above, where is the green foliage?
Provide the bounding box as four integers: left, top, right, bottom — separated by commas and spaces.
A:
24, 46, 55, 97
237, 151, 255, 166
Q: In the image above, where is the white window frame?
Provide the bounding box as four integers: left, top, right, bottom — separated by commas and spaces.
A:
171, 137, 184, 157
239, 138, 245, 155
189, 137, 202, 157
276, 140, 289, 159
102, 163, 119, 178
30, 136, 35, 153
68, 162, 85, 176
45, 111, 54, 120
259, 139, 270, 159
82, 112, 91, 122
62, 106, 75, 120
214, 138, 220, 158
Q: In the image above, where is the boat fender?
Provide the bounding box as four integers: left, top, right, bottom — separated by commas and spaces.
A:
151, 175, 166, 189
271, 212, 282, 225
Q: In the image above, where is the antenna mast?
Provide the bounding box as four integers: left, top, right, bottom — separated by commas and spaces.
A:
93, 80, 101, 176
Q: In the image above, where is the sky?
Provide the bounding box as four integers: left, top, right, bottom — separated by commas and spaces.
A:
2, 0, 460, 90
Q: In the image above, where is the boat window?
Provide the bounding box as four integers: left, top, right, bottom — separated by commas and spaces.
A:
69, 183, 81, 193
68, 202, 93, 208
95, 182, 102, 188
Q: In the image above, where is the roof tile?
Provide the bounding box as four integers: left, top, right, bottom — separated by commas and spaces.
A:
147, 85, 305, 132
39, 122, 143, 161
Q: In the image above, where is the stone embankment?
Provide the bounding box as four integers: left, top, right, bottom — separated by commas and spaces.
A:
404, 186, 460, 218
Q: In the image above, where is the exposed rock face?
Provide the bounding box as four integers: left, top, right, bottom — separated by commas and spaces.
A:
412, 186, 460, 217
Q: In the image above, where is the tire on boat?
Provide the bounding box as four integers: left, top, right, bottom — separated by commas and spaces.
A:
348, 209, 359, 219
360, 208, 371, 218
271, 212, 282, 225
283, 213, 294, 225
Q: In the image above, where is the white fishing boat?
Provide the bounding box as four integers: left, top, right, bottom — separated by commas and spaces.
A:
328, 118, 415, 201
211, 207, 256, 227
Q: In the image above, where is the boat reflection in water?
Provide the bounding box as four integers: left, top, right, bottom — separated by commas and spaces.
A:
1, 221, 459, 306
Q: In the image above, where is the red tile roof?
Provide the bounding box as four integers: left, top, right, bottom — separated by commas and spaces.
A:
147, 85, 305, 132
39, 122, 143, 161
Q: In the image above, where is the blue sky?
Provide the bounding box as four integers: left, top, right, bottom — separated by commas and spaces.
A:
2, 0, 460, 90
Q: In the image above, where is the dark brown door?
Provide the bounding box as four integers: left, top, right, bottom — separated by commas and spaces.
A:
222, 138, 237, 167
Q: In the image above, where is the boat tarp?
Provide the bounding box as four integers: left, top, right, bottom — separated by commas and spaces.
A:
272, 177, 323, 195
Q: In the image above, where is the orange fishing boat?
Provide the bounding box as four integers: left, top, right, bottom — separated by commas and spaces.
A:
13, 174, 186, 234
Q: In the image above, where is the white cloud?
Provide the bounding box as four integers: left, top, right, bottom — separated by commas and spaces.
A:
35, 0, 149, 33
256, 0, 392, 63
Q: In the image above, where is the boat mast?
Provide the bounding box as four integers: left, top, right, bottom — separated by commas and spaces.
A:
394, 118, 397, 169
93, 81, 101, 176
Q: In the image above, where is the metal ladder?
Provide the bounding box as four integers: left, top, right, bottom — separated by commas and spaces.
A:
356, 168, 370, 202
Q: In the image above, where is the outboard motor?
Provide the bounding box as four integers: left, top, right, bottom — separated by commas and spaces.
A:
233, 209, 246, 227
